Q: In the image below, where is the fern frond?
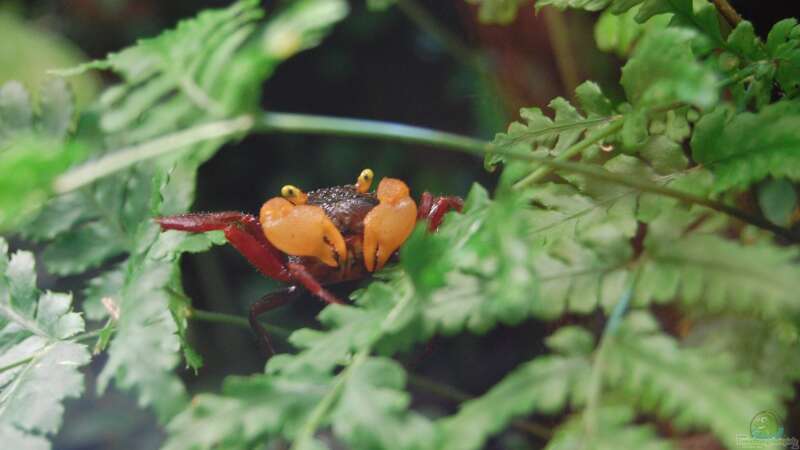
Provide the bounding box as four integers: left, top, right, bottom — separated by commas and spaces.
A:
0, 239, 90, 450
604, 313, 782, 448
436, 327, 594, 450
546, 405, 673, 450
692, 102, 800, 192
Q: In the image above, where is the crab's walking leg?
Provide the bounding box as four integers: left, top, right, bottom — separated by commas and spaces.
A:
155, 212, 291, 282
248, 286, 301, 356
417, 192, 464, 231
287, 263, 345, 305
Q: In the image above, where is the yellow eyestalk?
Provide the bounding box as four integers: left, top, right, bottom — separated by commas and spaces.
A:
356, 168, 374, 193
280, 184, 307, 205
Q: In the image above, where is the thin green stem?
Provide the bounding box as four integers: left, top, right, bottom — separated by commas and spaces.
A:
513, 118, 624, 189
0, 356, 34, 375
53, 115, 254, 194
583, 272, 637, 441
189, 308, 292, 338
291, 350, 368, 450
52, 109, 793, 239
256, 111, 489, 153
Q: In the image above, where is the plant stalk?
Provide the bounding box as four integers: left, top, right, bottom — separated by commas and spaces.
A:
189, 308, 292, 338
256, 111, 489, 153
711, 0, 743, 27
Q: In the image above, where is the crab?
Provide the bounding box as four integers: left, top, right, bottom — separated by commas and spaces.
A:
155, 169, 463, 355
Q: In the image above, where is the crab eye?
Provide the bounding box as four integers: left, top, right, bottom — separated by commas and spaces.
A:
356, 168, 374, 193
280, 184, 307, 205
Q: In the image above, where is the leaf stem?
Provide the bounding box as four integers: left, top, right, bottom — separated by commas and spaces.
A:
188, 307, 292, 338
710, 0, 743, 27
52, 109, 794, 239
255, 111, 489, 153
513, 118, 624, 189
53, 115, 255, 194
291, 350, 368, 450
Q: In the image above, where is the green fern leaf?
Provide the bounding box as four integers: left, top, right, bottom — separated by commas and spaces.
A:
0, 79, 83, 231
546, 405, 673, 450
621, 28, 717, 109
488, 81, 616, 171
605, 314, 782, 448
436, 327, 594, 450
332, 357, 435, 450
0, 238, 90, 450
637, 229, 800, 316
163, 370, 332, 450
411, 185, 541, 333
691, 102, 800, 192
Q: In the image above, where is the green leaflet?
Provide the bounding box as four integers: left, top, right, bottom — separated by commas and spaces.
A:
487, 81, 616, 170
546, 405, 672, 450
465, 0, 528, 24
604, 313, 782, 448
621, 28, 717, 109
0, 79, 83, 232
436, 328, 593, 450
163, 369, 332, 450
637, 228, 800, 316
332, 357, 435, 450
413, 185, 542, 333
691, 102, 800, 192
594, 6, 669, 57
0, 239, 90, 450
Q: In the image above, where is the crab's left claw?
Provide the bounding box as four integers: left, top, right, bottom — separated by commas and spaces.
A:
260, 198, 346, 267
363, 178, 417, 272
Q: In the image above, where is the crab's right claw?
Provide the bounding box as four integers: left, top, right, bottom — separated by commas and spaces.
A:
260, 198, 346, 267
363, 178, 417, 272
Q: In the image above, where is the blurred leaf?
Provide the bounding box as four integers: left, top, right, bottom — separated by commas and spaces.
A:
546, 405, 672, 450
437, 350, 591, 450
605, 314, 782, 448
466, 0, 528, 24
332, 357, 435, 450
536, 0, 610, 12
0, 13, 98, 107
594, 6, 669, 57
691, 102, 800, 192
163, 370, 331, 450
758, 179, 797, 227
621, 28, 717, 109
0, 239, 91, 450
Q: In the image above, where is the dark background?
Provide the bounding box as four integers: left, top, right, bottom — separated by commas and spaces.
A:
2, 0, 798, 448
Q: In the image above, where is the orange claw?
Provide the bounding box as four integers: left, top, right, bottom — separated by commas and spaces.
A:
259, 198, 346, 267
363, 178, 417, 272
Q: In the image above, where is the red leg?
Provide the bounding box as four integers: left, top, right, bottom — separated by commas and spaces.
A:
418, 193, 464, 231
155, 212, 291, 282
249, 286, 300, 356
287, 262, 345, 305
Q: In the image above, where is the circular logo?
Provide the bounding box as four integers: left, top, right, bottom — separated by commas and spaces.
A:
750, 410, 784, 439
